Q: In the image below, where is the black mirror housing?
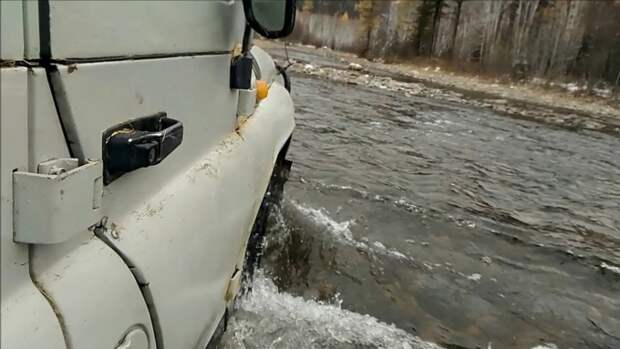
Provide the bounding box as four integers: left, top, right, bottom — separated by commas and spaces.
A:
243, 0, 296, 39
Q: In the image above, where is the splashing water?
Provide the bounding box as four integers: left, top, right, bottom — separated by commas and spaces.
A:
290, 200, 414, 262
219, 271, 442, 349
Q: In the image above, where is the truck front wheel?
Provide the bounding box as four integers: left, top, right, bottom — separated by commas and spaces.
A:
242, 140, 292, 287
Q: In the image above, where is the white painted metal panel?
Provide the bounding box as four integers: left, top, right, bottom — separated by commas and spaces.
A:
52, 54, 238, 163
27, 68, 70, 170
46, 0, 245, 59
52, 49, 294, 347
3, 67, 154, 349
102, 83, 294, 349
0, 0, 24, 60
23, 0, 40, 59
0, 67, 66, 349
30, 233, 156, 349
51, 54, 239, 348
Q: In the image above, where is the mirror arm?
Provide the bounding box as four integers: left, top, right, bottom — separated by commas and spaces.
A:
242, 24, 252, 54
231, 24, 254, 90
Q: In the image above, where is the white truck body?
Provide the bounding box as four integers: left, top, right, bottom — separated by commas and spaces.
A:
0, 1, 294, 348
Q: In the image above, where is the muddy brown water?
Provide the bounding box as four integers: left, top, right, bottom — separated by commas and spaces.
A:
219, 53, 620, 349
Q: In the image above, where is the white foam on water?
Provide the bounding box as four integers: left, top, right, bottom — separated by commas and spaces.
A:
600, 262, 620, 275
467, 273, 482, 281
313, 179, 369, 199
290, 201, 413, 263
530, 344, 557, 349
291, 200, 360, 246
394, 197, 422, 213
372, 240, 410, 260
221, 272, 442, 349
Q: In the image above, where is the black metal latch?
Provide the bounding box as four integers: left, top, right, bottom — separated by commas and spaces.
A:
230, 53, 253, 90
103, 112, 183, 184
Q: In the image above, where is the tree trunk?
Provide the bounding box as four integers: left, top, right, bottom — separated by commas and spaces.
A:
430, 0, 443, 57
449, 0, 463, 59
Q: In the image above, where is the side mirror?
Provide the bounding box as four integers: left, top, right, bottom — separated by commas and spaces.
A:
243, 0, 296, 39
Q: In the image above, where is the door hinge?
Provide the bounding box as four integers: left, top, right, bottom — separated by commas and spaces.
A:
13, 158, 104, 244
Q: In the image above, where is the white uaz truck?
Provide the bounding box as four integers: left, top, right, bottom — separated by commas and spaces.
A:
0, 1, 296, 348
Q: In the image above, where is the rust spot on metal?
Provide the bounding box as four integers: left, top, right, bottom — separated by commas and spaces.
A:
0, 60, 17, 68
110, 222, 123, 239
197, 161, 218, 176
235, 116, 249, 138
145, 203, 163, 217
231, 43, 243, 57
134, 196, 171, 221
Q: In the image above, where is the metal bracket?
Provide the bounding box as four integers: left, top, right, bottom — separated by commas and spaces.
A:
38, 158, 79, 175
13, 159, 104, 244
237, 87, 257, 118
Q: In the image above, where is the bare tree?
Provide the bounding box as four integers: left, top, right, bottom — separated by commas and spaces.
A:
290, 0, 620, 86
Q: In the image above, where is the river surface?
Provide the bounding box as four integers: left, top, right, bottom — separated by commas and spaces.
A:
219, 49, 620, 349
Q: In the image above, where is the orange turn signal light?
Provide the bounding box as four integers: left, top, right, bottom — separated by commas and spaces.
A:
256, 80, 269, 102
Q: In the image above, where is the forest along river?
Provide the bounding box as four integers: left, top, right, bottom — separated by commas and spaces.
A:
219, 55, 620, 348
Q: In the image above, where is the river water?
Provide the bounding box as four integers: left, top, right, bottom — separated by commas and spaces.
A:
219, 51, 620, 349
